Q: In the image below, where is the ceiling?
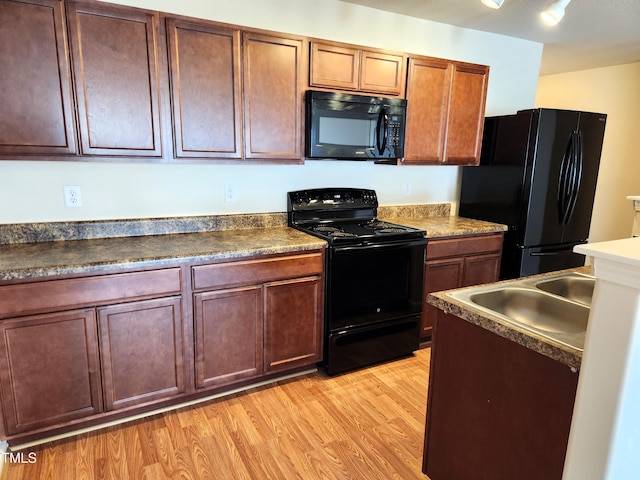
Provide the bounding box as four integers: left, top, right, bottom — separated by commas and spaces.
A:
340, 0, 640, 75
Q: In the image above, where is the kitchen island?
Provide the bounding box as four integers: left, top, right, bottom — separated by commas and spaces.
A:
423, 268, 590, 480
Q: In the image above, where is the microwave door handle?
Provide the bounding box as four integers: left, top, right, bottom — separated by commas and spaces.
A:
376, 108, 388, 154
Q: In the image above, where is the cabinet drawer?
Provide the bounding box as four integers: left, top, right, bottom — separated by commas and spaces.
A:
0, 268, 182, 319
426, 234, 503, 260
192, 252, 323, 291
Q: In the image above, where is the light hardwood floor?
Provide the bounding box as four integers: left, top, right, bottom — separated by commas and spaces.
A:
4, 348, 431, 480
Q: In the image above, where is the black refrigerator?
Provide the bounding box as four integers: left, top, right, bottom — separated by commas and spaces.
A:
459, 108, 607, 279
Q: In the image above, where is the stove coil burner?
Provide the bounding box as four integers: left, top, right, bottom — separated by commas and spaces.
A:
314, 225, 341, 233
367, 221, 410, 234
311, 225, 357, 237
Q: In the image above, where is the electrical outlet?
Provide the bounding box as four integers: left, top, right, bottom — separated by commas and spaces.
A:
224, 184, 236, 203
403, 183, 411, 197
64, 185, 83, 208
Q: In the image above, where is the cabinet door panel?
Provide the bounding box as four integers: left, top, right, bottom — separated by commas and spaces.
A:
360, 50, 405, 96
0, 310, 101, 434
421, 258, 464, 339
444, 63, 488, 165
167, 19, 242, 159
310, 42, 359, 91
193, 287, 263, 388
243, 33, 303, 160
67, 3, 162, 156
98, 297, 184, 410
0, 0, 77, 155
403, 57, 451, 164
463, 253, 502, 287
264, 276, 323, 373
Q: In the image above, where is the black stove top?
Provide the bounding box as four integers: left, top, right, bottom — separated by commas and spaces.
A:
287, 188, 425, 245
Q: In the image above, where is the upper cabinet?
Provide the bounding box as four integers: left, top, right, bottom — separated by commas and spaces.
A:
166, 21, 303, 162
66, 2, 163, 157
166, 19, 243, 159
310, 41, 406, 96
0, 0, 77, 156
243, 33, 304, 161
403, 56, 489, 166
0, 0, 488, 166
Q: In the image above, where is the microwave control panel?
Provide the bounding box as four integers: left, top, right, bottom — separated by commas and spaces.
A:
388, 116, 403, 146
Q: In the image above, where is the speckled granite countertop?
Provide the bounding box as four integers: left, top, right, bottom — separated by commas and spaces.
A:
427, 267, 593, 370
0, 204, 507, 282
0, 228, 326, 281
378, 203, 507, 238
383, 215, 508, 238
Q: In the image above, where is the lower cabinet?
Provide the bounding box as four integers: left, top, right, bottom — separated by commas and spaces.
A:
264, 276, 323, 373
194, 286, 263, 388
421, 233, 503, 341
98, 297, 185, 410
0, 251, 324, 442
0, 268, 184, 439
0, 309, 102, 435
192, 252, 324, 389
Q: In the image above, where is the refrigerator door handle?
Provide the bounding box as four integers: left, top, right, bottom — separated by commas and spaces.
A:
557, 132, 575, 224
564, 131, 584, 224
530, 246, 578, 256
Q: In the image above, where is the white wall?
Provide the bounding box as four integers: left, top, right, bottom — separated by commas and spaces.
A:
0, 0, 542, 223
536, 62, 640, 242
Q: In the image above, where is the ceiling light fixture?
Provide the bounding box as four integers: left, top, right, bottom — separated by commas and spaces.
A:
481, 0, 504, 9
541, 0, 571, 25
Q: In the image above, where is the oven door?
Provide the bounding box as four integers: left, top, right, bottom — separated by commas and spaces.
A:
327, 238, 427, 332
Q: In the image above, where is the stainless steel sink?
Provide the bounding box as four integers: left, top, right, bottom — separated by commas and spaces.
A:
470, 287, 589, 334
445, 272, 595, 351
534, 275, 595, 306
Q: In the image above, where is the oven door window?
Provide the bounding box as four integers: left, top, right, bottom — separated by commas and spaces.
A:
328, 241, 425, 331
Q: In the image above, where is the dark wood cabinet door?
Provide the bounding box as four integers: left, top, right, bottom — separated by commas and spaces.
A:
462, 252, 502, 287
402, 57, 452, 164
421, 257, 464, 339
243, 33, 303, 161
421, 234, 503, 341
310, 42, 360, 91
193, 286, 263, 389
166, 19, 242, 159
0, 0, 77, 156
66, 2, 163, 157
264, 276, 323, 373
444, 62, 489, 165
98, 297, 185, 410
424, 312, 578, 480
0, 309, 102, 435
359, 49, 405, 96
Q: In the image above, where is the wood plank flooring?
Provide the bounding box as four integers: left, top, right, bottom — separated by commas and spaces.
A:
4, 348, 431, 480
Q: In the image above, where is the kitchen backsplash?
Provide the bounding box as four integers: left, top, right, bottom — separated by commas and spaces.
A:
0, 204, 451, 245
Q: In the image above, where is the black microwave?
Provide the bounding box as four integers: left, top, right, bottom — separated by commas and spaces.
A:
306, 90, 407, 161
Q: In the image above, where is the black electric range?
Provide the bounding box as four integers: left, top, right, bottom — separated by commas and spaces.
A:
288, 188, 427, 375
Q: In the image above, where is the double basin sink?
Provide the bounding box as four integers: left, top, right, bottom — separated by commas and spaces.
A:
446, 272, 595, 351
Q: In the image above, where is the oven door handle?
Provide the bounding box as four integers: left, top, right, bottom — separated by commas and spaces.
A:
332, 237, 427, 254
